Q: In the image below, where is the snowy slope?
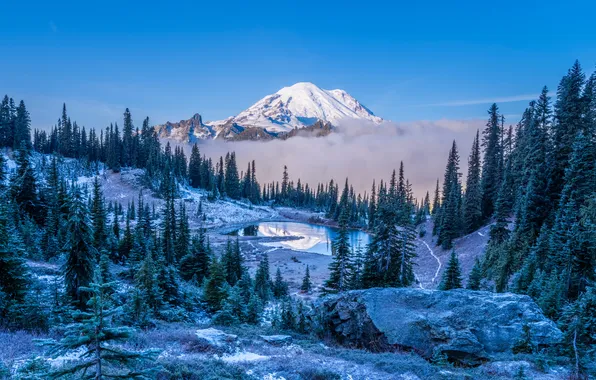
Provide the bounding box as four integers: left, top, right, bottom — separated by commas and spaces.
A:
155, 82, 383, 142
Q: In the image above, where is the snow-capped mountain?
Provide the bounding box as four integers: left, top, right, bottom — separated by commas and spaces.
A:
155, 82, 383, 142
226, 82, 383, 133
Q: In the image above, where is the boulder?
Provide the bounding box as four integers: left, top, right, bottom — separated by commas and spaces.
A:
313, 288, 562, 366
193, 328, 238, 353
260, 335, 293, 345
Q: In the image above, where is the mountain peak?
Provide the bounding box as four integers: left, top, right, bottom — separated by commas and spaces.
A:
157, 82, 383, 142
232, 82, 383, 133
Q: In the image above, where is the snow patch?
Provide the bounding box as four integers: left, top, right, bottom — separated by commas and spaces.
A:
219, 351, 269, 363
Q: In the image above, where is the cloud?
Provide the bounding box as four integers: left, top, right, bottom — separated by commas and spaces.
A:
426, 94, 538, 107
182, 118, 485, 200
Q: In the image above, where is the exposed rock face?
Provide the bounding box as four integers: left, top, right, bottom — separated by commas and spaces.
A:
154, 113, 214, 142
314, 288, 562, 366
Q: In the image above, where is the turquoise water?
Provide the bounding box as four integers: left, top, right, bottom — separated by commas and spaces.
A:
229, 221, 370, 255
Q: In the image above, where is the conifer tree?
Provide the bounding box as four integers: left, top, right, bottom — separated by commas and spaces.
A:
324, 208, 352, 293
11, 147, 38, 219
480, 103, 503, 220
135, 247, 163, 315
439, 249, 463, 290
437, 141, 462, 249
273, 267, 289, 298
203, 256, 227, 312
40, 282, 158, 379
300, 265, 312, 293
467, 258, 482, 290
463, 130, 482, 233
175, 201, 190, 263
368, 180, 376, 229
254, 254, 272, 301
0, 203, 29, 303
13, 100, 31, 151
91, 177, 107, 249
188, 144, 202, 188
179, 228, 210, 283
63, 187, 96, 308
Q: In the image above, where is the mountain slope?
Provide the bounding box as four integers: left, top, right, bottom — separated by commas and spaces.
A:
155, 82, 383, 142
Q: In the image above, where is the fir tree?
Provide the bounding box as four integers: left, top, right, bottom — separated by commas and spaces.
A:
300, 265, 312, 293
273, 267, 289, 298
439, 249, 463, 290
203, 256, 227, 312
437, 141, 462, 249
91, 177, 107, 249
63, 187, 96, 308
463, 130, 483, 233
254, 254, 272, 301
135, 248, 163, 315
13, 100, 31, 151
10, 147, 38, 219
179, 228, 210, 283
0, 202, 29, 303
467, 258, 482, 290
324, 208, 352, 293
39, 282, 158, 379
480, 103, 503, 220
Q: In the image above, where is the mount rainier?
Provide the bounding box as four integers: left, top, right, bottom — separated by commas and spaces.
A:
155, 82, 384, 142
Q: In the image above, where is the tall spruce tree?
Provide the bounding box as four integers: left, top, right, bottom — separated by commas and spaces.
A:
437, 141, 462, 249
63, 186, 96, 308
463, 130, 483, 233
480, 103, 503, 220
325, 208, 352, 293
439, 249, 463, 290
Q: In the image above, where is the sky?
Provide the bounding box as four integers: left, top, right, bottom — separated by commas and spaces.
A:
2, 0, 596, 133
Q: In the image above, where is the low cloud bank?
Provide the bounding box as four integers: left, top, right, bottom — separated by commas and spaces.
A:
191, 118, 484, 200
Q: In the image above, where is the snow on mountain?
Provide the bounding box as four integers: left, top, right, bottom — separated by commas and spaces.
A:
228, 82, 383, 133
156, 82, 383, 142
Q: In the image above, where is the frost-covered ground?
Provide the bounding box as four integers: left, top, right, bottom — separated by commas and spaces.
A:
414, 219, 490, 289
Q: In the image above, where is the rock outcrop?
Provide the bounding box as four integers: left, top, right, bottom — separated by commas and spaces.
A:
313, 288, 562, 366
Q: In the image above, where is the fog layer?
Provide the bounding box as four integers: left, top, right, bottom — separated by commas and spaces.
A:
188, 119, 484, 200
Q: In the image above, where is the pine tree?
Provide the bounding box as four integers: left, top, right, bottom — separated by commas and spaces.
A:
175, 201, 190, 263
480, 103, 503, 220
463, 130, 483, 233
439, 249, 463, 290
188, 144, 202, 188
39, 282, 158, 379
254, 255, 272, 301
273, 267, 289, 298
179, 228, 210, 283
135, 247, 163, 314
203, 256, 227, 312
10, 147, 38, 219
63, 187, 96, 308
246, 293, 263, 325
467, 258, 482, 290
224, 152, 240, 199
300, 265, 312, 293
437, 141, 462, 249
91, 177, 107, 249
0, 202, 29, 303
368, 180, 376, 229
13, 100, 31, 151
324, 208, 352, 293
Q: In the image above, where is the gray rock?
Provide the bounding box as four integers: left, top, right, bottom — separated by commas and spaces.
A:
193, 328, 238, 353
313, 288, 562, 366
260, 335, 293, 345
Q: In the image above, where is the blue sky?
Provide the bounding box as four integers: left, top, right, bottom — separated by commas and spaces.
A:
2, 0, 596, 131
